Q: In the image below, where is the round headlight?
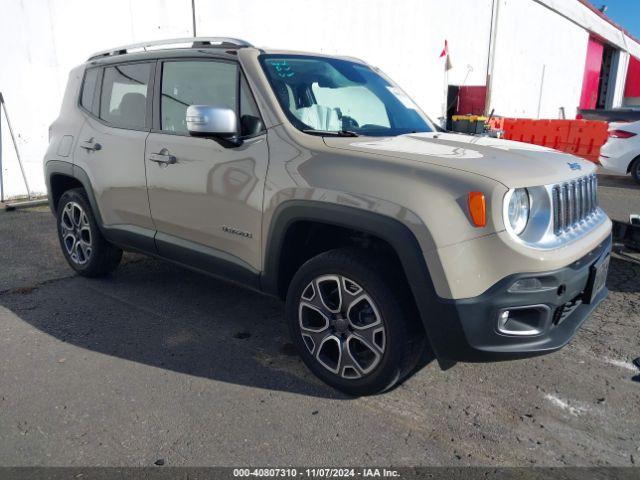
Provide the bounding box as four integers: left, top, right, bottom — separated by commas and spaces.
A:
507, 188, 530, 235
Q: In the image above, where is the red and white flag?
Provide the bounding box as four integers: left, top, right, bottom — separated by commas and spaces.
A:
440, 40, 453, 71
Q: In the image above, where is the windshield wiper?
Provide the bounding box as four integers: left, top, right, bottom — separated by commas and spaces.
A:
302, 129, 359, 137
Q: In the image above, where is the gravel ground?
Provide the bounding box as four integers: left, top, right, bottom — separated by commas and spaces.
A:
597, 174, 640, 223
0, 177, 638, 467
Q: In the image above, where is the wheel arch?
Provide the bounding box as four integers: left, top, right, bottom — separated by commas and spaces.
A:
262, 201, 427, 294
627, 154, 640, 174
45, 160, 104, 231
261, 200, 459, 359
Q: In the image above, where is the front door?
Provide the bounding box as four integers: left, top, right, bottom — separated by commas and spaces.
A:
145, 58, 268, 277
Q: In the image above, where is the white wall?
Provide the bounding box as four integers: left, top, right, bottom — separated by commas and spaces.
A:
1, 0, 640, 199
611, 50, 630, 108
489, 0, 636, 117
194, 0, 493, 121
0, 0, 494, 198
540, 0, 637, 56
489, 0, 589, 119
0, 0, 192, 198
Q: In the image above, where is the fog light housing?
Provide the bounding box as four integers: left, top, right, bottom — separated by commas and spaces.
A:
508, 277, 557, 293
497, 305, 549, 336
508, 278, 543, 292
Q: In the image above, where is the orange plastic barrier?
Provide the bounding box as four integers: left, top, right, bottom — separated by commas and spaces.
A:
487, 118, 608, 164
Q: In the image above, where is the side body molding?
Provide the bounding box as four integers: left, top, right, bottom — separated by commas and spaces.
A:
261, 200, 462, 359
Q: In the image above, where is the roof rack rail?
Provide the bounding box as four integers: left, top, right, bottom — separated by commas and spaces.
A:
87, 37, 253, 61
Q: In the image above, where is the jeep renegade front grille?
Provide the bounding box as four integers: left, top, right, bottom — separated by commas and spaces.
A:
551, 174, 598, 235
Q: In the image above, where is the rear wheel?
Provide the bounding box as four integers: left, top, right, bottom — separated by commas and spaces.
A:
631, 157, 640, 184
56, 188, 122, 277
285, 248, 425, 396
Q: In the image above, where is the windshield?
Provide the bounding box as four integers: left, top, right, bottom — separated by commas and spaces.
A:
259, 55, 434, 137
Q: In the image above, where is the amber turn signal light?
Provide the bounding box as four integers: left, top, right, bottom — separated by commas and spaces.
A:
468, 192, 486, 227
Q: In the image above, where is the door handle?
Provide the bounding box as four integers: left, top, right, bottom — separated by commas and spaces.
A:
149, 151, 177, 165
80, 139, 102, 151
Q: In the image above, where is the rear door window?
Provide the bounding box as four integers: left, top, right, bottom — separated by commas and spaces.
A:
99, 63, 152, 129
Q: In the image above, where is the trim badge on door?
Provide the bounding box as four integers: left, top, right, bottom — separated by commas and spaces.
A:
222, 225, 253, 239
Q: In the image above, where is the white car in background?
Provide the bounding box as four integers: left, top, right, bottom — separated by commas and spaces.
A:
599, 120, 640, 184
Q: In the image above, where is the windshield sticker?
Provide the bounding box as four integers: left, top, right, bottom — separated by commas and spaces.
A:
386, 86, 418, 110
268, 60, 295, 78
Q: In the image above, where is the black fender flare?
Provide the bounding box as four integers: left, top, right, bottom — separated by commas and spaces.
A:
45, 160, 106, 233
260, 200, 463, 359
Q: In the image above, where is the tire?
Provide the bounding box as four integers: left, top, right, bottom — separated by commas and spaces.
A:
631, 157, 640, 184
56, 188, 122, 277
285, 247, 425, 396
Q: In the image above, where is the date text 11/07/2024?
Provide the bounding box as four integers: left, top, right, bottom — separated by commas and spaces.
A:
232, 468, 401, 477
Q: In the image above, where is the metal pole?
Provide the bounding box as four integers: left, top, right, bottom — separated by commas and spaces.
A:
192, 0, 197, 37
0, 92, 3, 202
0, 92, 32, 200
537, 64, 546, 119
485, 0, 500, 116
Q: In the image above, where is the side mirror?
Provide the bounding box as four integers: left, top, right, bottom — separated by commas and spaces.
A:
186, 105, 237, 138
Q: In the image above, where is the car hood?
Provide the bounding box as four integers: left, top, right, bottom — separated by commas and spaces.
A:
323, 132, 595, 187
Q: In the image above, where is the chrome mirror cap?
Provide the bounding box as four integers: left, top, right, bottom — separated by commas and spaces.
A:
186, 105, 237, 136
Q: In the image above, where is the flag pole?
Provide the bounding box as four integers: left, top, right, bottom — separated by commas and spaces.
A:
443, 62, 449, 128
440, 40, 452, 129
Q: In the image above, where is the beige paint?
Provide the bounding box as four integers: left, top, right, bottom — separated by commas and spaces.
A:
76, 117, 154, 229
145, 131, 268, 269
240, 48, 611, 299
45, 46, 612, 301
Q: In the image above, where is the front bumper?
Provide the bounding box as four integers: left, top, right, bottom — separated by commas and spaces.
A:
429, 235, 611, 361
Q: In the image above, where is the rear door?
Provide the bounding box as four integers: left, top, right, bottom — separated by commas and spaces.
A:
74, 61, 155, 249
145, 58, 268, 278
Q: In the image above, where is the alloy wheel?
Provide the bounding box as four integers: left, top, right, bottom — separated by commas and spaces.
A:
60, 201, 93, 265
298, 275, 386, 379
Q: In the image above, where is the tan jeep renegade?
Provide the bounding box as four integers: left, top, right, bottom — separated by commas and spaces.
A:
45, 38, 612, 395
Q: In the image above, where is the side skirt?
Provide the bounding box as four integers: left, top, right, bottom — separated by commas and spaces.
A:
154, 232, 261, 292
102, 226, 262, 293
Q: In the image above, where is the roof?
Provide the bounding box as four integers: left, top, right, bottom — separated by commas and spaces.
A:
85, 38, 366, 67
87, 37, 253, 61
577, 0, 640, 49
87, 48, 244, 67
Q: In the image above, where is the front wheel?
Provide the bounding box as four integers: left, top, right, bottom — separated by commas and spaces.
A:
285, 248, 424, 396
56, 188, 122, 277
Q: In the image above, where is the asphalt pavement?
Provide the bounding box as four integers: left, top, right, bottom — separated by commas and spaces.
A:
0, 175, 638, 467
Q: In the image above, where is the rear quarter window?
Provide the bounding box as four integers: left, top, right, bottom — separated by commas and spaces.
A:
80, 67, 99, 114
